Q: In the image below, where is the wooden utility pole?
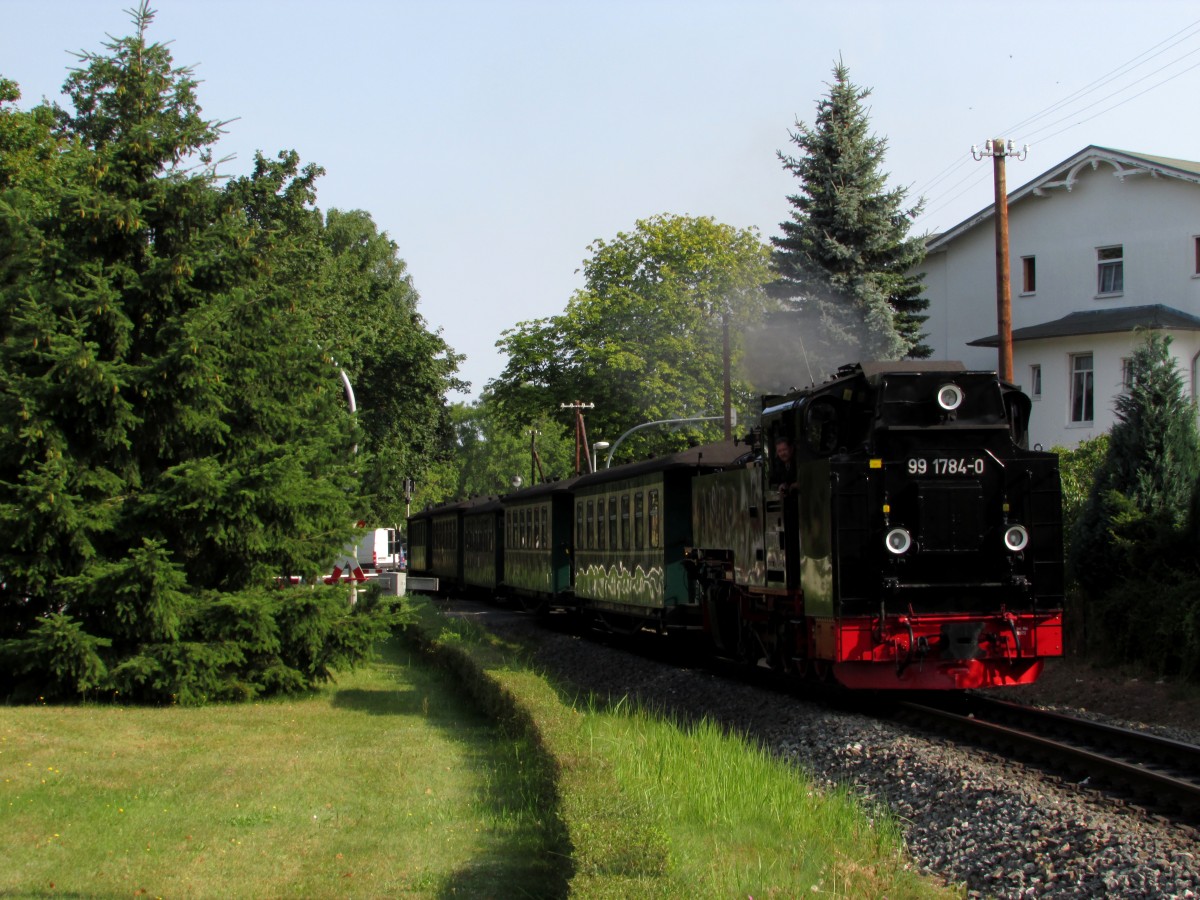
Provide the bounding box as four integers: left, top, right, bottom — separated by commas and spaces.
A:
560, 401, 595, 475
972, 139, 1027, 384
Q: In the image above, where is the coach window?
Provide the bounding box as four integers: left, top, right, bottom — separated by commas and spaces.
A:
608, 497, 618, 548
597, 496, 606, 550
634, 492, 645, 550
648, 489, 660, 548
541, 508, 548, 551
620, 494, 631, 550
575, 502, 583, 547
586, 500, 595, 549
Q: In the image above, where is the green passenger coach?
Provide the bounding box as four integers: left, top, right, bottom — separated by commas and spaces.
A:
502, 477, 579, 611
571, 441, 751, 627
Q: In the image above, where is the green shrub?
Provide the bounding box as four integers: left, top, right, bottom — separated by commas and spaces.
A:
0, 613, 111, 700
1052, 433, 1109, 560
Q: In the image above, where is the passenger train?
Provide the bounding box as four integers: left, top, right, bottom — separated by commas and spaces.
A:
407, 361, 1064, 690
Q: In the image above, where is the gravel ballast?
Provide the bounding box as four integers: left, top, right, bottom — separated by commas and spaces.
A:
445, 602, 1200, 899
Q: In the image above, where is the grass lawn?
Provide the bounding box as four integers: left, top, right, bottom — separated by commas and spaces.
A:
0, 637, 565, 898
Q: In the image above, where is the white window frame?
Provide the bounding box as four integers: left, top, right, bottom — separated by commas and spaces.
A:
1096, 245, 1123, 296
1029, 364, 1042, 399
1069, 353, 1094, 425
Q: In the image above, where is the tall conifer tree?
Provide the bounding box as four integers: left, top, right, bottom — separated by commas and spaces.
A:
0, 5, 385, 701
1069, 331, 1200, 596
770, 60, 928, 373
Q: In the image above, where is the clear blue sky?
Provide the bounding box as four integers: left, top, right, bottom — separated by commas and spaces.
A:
5, 1, 1199, 399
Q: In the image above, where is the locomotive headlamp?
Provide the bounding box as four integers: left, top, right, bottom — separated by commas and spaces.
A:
884, 527, 912, 555
1003, 524, 1029, 552
936, 383, 965, 411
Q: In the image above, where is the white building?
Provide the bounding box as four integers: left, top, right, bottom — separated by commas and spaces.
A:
919, 145, 1200, 449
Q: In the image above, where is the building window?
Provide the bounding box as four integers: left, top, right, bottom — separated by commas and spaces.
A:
1021, 256, 1036, 294
1030, 364, 1042, 399
1122, 357, 1136, 392
1070, 353, 1094, 424
1097, 245, 1123, 295
1194, 236, 1200, 276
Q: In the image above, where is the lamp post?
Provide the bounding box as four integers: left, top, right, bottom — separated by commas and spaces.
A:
591, 441, 610, 473
972, 138, 1028, 384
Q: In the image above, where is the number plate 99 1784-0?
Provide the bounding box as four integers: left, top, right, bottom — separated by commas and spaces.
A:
906, 456, 985, 476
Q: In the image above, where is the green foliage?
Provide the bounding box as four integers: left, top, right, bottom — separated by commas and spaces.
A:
1051, 433, 1109, 557
0, 613, 111, 700
0, 5, 442, 703
1070, 332, 1200, 595
490, 213, 775, 463
1068, 332, 1200, 676
435, 398, 576, 501
769, 59, 927, 381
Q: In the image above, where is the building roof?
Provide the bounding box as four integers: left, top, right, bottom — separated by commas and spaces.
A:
967, 304, 1200, 348
927, 146, 1200, 253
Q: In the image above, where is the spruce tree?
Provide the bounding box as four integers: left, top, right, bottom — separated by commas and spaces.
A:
770, 60, 928, 374
0, 4, 382, 702
1069, 331, 1200, 664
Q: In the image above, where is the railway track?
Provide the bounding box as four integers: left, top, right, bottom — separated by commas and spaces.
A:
892, 693, 1200, 821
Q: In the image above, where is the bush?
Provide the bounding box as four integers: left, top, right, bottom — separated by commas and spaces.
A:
1052, 433, 1109, 561
0, 585, 397, 705
0, 613, 111, 701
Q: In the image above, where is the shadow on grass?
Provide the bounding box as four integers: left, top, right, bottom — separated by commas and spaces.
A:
340, 634, 571, 899
439, 853, 570, 899
329, 686, 421, 715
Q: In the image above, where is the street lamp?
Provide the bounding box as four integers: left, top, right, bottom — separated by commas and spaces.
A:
591, 441, 610, 473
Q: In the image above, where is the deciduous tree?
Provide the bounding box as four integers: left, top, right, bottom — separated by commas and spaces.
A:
490, 214, 774, 463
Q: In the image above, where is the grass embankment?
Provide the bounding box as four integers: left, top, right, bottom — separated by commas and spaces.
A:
410, 597, 950, 899
1, 595, 951, 898
0, 635, 564, 898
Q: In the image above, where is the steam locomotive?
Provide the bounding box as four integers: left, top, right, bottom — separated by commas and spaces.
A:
407, 361, 1064, 690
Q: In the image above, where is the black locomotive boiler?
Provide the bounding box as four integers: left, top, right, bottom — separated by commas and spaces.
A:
408, 361, 1064, 691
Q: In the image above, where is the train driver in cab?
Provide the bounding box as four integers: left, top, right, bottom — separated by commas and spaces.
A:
771, 433, 796, 495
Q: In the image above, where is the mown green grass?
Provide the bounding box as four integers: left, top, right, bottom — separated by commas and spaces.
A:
0, 637, 565, 899
1, 598, 954, 899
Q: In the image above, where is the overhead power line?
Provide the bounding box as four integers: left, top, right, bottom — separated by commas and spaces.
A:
911, 17, 1200, 231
